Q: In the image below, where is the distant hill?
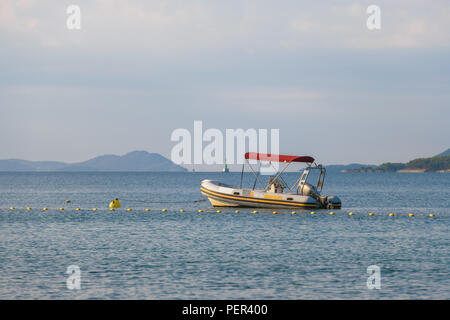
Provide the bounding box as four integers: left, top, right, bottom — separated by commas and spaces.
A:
435, 148, 450, 157
327, 148, 450, 173
0, 151, 187, 172
0, 159, 68, 171
324, 163, 376, 173
402, 155, 450, 172
376, 148, 450, 172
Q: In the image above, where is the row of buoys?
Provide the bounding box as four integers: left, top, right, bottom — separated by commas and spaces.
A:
2, 207, 437, 217
339, 211, 433, 217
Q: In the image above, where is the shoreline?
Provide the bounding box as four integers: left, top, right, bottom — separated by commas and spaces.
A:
341, 169, 450, 173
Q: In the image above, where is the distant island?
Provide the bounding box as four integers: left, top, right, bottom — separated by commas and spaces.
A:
1, 149, 449, 173
0, 151, 187, 172
336, 148, 450, 173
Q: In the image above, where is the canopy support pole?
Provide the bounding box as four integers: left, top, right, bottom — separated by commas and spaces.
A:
247, 159, 264, 190
239, 162, 244, 189
264, 161, 292, 191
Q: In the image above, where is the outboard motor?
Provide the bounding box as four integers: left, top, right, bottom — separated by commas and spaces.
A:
300, 182, 341, 209
325, 195, 342, 209
298, 165, 342, 209
300, 182, 320, 200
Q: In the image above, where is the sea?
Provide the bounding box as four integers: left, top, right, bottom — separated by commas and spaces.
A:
0, 172, 448, 299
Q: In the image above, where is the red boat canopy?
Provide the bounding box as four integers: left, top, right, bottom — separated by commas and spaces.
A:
244, 152, 314, 163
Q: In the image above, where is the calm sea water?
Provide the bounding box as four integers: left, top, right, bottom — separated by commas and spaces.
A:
0, 172, 448, 299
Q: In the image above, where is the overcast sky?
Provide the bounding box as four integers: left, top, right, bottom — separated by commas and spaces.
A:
1, 0, 449, 168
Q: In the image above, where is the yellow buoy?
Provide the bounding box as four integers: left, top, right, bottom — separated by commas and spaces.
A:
216, 210, 221, 213
109, 198, 121, 208
198, 209, 203, 213
145, 208, 151, 212
9, 207, 15, 210
409, 213, 414, 217
311, 211, 316, 215
348, 212, 354, 216
65, 200, 70, 203
43, 208, 48, 211
389, 213, 394, 216
329, 211, 335, 215
273, 211, 278, 214
429, 213, 435, 217
127, 208, 132, 212
369, 212, 374, 216
26, 207, 32, 210
180, 209, 185, 212
92, 208, 97, 211
76, 208, 81, 211
60, 208, 64, 211
162, 209, 167, 212
291, 211, 297, 215
253, 210, 258, 214
235, 210, 240, 213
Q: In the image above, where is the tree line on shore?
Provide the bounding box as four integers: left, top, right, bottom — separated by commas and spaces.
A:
365, 155, 450, 172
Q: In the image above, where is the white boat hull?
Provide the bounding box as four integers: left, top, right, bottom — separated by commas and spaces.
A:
200, 180, 341, 209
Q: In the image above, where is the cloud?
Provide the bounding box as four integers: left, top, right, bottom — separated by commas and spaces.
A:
1, 1, 449, 163
285, 1, 450, 49
215, 88, 330, 115
1, 0, 450, 54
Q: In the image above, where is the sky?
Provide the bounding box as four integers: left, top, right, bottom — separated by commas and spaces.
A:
1, 0, 449, 169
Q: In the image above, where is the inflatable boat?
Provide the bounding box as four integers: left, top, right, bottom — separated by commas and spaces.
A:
200, 152, 341, 209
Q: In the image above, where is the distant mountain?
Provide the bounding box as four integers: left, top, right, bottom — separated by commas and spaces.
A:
402, 155, 450, 172
0, 151, 187, 172
324, 163, 376, 173
0, 159, 68, 171
435, 148, 450, 157
325, 148, 450, 173
373, 148, 450, 172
